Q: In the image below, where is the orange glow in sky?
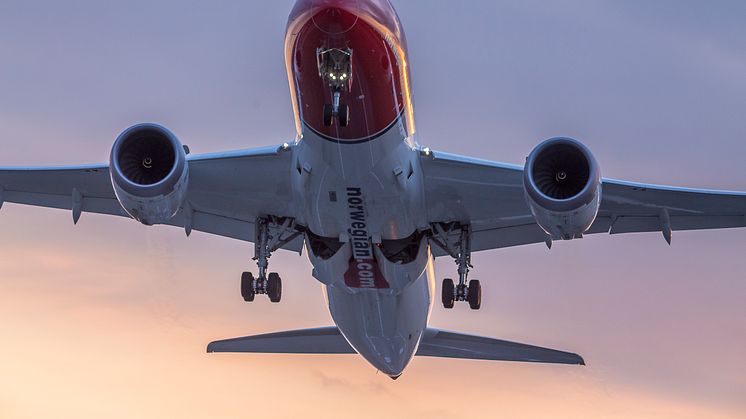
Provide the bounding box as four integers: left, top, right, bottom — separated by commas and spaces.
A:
0, 1, 745, 418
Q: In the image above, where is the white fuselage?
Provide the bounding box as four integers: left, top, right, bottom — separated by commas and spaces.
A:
292, 119, 435, 376
284, 0, 434, 376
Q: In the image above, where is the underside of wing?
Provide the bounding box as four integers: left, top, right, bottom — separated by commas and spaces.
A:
168, 146, 301, 250
597, 179, 746, 237
420, 149, 746, 255
0, 164, 125, 216
0, 144, 302, 251
420, 151, 547, 255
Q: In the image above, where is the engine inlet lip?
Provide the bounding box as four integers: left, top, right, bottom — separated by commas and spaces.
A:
110, 123, 186, 198
524, 137, 600, 213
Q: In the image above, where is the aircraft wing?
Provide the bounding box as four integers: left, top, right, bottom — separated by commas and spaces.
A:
421, 150, 746, 255
0, 145, 302, 251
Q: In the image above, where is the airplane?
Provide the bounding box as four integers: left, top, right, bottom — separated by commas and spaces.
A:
1, 0, 744, 379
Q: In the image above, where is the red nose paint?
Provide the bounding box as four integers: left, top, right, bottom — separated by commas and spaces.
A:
286, 0, 412, 142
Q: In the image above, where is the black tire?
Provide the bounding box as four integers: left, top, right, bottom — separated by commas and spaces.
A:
338, 103, 349, 127
267, 272, 282, 303
442, 278, 455, 309
323, 104, 333, 126
241, 272, 255, 302
467, 279, 481, 310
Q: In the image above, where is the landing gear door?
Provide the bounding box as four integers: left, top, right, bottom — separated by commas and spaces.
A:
373, 236, 430, 292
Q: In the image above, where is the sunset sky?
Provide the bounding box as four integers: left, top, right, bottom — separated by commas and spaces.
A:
0, 1, 744, 418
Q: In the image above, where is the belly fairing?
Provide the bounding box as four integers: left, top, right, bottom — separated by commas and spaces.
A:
307, 234, 428, 290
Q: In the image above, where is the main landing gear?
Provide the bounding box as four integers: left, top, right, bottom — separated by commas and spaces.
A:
240, 216, 302, 304
430, 223, 482, 310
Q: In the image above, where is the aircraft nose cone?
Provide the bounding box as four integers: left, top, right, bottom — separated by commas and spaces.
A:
297, 0, 361, 10
367, 336, 412, 377
305, 0, 362, 35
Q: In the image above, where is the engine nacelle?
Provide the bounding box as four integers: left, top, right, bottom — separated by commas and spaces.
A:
110, 123, 188, 225
523, 137, 601, 240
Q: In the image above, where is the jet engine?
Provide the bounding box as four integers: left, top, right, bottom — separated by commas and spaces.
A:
523, 137, 601, 240
109, 123, 188, 225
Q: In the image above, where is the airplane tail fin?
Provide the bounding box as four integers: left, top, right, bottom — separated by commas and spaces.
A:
207, 327, 584, 366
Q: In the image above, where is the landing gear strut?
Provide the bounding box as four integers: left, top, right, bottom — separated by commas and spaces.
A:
430, 223, 482, 310
240, 216, 301, 303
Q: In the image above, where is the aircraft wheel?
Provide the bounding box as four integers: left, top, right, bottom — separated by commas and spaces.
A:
323, 104, 333, 126
467, 279, 481, 310
338, 103, 349, 127
241, 272, 255, 302
442, 278, 455, 309
267, 272, 282, 303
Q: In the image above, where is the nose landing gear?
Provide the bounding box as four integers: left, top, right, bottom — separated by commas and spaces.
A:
240, 216, 301, 304
323, 102, 349, 127
431, 223, 482, 310
317, 47, 352, 127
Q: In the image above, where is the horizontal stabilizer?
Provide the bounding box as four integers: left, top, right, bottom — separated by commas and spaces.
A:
207, 327, 584, 366
207, 327, 355, 354
417, 328, 584, 365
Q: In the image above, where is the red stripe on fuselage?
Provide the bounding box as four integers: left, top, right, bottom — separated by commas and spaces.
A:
286, 0, 411, 142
